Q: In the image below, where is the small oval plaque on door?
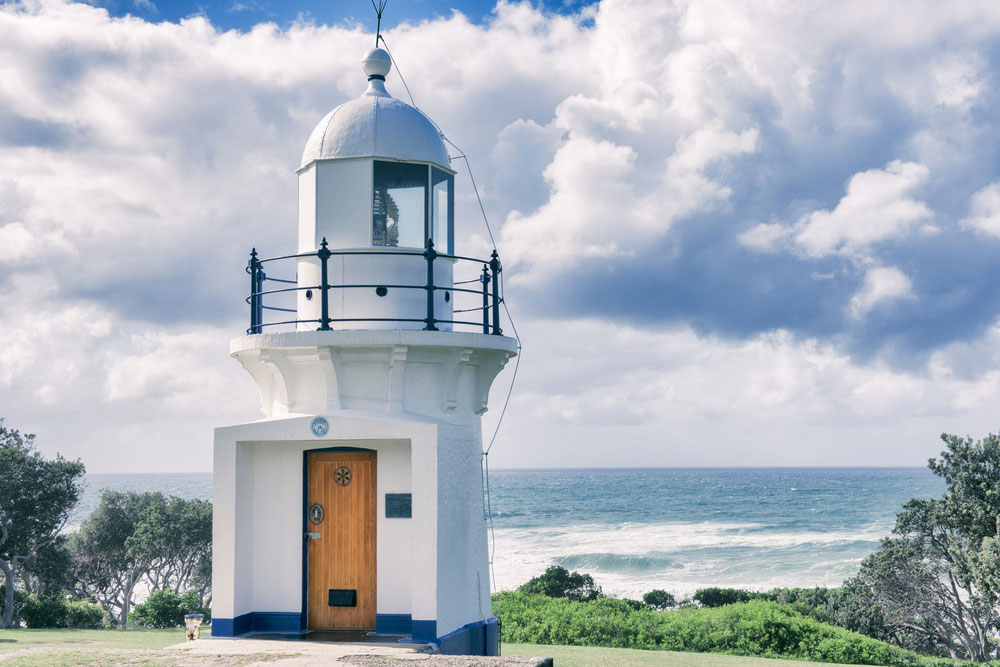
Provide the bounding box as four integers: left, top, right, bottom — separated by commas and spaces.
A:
309, 503, 325, 525
334, 465, 352, 486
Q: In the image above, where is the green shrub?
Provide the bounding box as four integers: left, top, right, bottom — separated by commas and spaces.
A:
130, 589, 210, 628
130, 589, 183, 628
20, 593, 105, 628
20, 594, 70, 628
517, 565, 601, 601
493, 592, 977, 667
64, 599, 107, 628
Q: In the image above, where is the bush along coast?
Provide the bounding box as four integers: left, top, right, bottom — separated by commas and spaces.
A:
495, 591, 976, 667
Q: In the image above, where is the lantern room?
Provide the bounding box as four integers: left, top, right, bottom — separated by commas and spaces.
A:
292, 48, 457, 331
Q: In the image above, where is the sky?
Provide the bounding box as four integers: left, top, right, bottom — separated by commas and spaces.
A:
2, 0, 1000, 472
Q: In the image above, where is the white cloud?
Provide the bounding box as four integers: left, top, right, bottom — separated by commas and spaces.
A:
963, 182, 1000, 238
793, 161, 931, 258
848, 266, 915, 319
737, 222, 786, 252
740, 161, 932, 258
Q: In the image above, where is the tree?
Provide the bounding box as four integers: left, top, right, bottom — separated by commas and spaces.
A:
518, 565, 602, 601
134, 496, 212, 602
643, 589, 677, 610
70, 491, 212, 627
850, 432, 1000, 661
70, 491, 152, 627
0, 420, 85, 629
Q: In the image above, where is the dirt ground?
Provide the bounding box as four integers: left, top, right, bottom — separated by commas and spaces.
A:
0, 639, 551, 666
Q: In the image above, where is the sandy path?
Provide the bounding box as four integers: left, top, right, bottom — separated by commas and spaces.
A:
0, 638, 550, 666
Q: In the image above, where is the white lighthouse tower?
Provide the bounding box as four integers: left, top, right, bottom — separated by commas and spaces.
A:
210, 46, 516, 656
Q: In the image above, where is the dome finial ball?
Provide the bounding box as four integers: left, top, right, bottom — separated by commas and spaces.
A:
362, 48, 392, 79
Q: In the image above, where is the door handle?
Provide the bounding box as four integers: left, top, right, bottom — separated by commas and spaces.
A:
304, 532, 320, 540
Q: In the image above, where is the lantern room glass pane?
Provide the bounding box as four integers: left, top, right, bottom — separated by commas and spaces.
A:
431, 168, 454, 254
373, 161, 426, 248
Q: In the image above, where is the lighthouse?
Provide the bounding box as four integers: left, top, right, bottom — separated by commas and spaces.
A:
210, 46, 516, 656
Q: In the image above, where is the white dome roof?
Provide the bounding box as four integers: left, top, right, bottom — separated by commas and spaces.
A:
300, 48, 451, 171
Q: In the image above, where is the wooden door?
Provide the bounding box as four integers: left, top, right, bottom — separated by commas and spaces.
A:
307, 450, 377, 630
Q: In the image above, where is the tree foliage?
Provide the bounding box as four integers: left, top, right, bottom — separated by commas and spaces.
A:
0, 419, 85, 628
70, 491, 212, 627
643, 589, 677, 610
693, 587, 755, 607
849, 432, 1000, 661
767, 585, 942, 656
19, 536, 74, 597
518, 565, 602, 601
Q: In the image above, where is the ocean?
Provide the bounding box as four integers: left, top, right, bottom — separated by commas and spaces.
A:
74, 467, 943, 600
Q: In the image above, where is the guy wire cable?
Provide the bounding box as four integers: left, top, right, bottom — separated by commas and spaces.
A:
382, 34, 524, 604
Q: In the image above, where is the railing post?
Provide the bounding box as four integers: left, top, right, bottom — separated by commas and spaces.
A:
481, 264, 490, 334
317, 238, 332, 331
489, 250, 502, 336
255, 266, 265, 333
424, 238, 438, 331
248, 248, 261, 334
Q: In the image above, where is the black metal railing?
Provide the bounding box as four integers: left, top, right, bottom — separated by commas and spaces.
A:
245, 238, 504, 336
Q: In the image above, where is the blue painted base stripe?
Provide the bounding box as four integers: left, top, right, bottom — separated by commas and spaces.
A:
211, 612, 300, 636
436, 616, 500, 656
376, 614, 412, 634
211, 618, 233, 637
253, 612, 303, 633
411, 619, 437, 642
212, 613, 252, 637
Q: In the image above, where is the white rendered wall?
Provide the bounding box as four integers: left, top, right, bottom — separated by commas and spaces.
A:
435, 422, 492, 637
295, 258, 321, 332
336, 252, 454, 331
373, 441, 414, 613
296, 247, 455, 330
297, 165, 317, 252
211, 435, 238, 619
247, 443, 302, 612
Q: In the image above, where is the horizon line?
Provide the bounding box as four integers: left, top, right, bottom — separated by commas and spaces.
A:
83, 464, 932, 475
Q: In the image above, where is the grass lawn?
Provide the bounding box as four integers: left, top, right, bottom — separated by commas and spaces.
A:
0, 628, 185, 655
503, 643, 859, 667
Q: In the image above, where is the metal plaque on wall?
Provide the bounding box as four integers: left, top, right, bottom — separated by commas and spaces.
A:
385, 493, 412, 518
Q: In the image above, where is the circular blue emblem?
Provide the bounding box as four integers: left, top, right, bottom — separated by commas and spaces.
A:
310, 417, 329, 437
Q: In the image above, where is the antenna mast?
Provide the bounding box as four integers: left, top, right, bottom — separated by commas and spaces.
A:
371, 0, 388, 47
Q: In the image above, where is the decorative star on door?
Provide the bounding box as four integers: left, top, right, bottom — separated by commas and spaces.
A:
334, 465, 352, 486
